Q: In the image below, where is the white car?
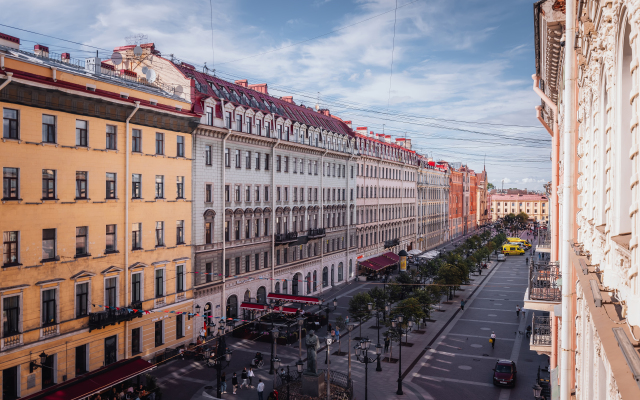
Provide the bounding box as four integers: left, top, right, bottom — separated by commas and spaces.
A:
497, 254, 506, 261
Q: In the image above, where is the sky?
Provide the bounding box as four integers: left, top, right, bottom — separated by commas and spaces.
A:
0, 0, 550, 191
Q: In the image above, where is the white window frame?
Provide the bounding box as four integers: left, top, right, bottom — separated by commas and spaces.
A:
73, 280, 91, 318
103, 276, 119, 308
131, 271, 145, 303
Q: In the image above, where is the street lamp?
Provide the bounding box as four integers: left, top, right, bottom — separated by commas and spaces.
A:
392, 316, 414, 395
326, 336, 333, 400
214, 322, 233, 398
297, 316, 305, 361
270, 327, 279, 375
29, 351, 48, 373
354, 337, 382, 400
368, 302, 382, 372
273, 357, 281, 389
347, 323, 355, 380
532, 383, 543, 399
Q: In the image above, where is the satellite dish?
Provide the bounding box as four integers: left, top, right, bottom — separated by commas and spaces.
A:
174, 85, 183, 95
111, 52, 123, 65
133, 45, 143, 56
141, 66, 148, 74
146, 68, 157, 83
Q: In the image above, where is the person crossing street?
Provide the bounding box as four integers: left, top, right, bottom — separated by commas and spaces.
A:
490, 332, 496, 349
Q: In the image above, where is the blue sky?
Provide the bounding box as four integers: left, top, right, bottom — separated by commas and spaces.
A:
0, 0, 550, 190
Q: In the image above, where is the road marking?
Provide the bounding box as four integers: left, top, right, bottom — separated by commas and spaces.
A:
498, 298, 529, 400
170, 373, 211, 384
457, 319, 520, 326
444, 333, 515, 341
425, 349, 501, 361
474, 298, 521, 301
412, 373, 495, 387
468, 307, 518, 312
481, 289, 526, 293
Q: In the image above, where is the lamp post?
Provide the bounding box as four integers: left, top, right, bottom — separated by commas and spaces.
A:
214, 322, 233, 398
270, 327, 279, 375
354, 337, 382, 400
347, 323, 354, 380
297, 316, 305, 361
29, 351, 49, 373
291, 360, 303, 400
273, 357, 281, 390
326, 335, 333, 400
392, 316, 414, 395
368, 302, 382, 372
532, 383, 543, 399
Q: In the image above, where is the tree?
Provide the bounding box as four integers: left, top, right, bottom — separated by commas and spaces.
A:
394, 272, 415, 300
487, 182, 495, 190
348, 292, 372, 338
388, 298, 426, 344
516, 212, 529, 225
368, 287, 389, 326
411, 288, 435, 320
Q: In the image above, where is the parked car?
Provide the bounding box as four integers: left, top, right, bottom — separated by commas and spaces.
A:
493, 360, 517, 387
497, 253, 506, 261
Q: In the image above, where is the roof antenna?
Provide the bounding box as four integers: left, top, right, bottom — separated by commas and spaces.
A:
315, 92, 320, 111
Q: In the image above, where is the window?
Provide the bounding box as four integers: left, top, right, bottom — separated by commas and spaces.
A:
235, 149, 241, 168
293, 157, 297, 173
265, 154, 270, 170
76, 120, 88, 146
42, 229, 56, 261
245, 255, 250, 272
225, 185, 230, 202
264, 251, 269, 269
106, 173, 116, 199
235, 257, 241, 275
73, 171, 88, 199
206, 106, 213, 125
225, 112, 232, 128
105, 224, 116, 253
255, 186, 260, 202
205, 184, 212, 202
131, 327, 141, 355
155, 269, 164, 297
276, 155, 281, 171
132, 223, 142, 250
245, 186, 251, 202
3, 167, 18, 200
155, 222, 164, 247
284, 156, 289, 172
177, 265, 185, 293
3, 231, 19, 266
277, 187, 281, 202
205, 145, 212, 165
236, 115, 242, 131
173, 220, 184, 245
42, 169, 56, 199
205, 222, 212, 244
176, 176, 184, 199
2, 295, 20, 335
225, 221, 230, 242
176, 314, 184, 339
155, 175, 164, 198
265, 186, 270, 202
106, 125, 117, 150
3, 108, 19, 139
132, 129, 141, 152
205, 262, 212, 283
264, 218, 269, 236
177, 136, 185, 157
75, 227, 88, 256
42, 114, 56, 143
155, 133, 164, 155
235, 185, 241, 202
75, 283, 88, 317
105, 277, 117, 308
235, 220, 240, 240
225, 148, 230, 167
246, 151, 251, 169
155, 321, 163, 347
255, 152, 260, 169
42, 289, 56, 325
131, 273, 142, 303
132, 174, 141, 199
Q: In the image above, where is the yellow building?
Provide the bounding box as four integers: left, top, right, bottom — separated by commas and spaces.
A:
489, 193, 549, 222
0, 36, 197, 399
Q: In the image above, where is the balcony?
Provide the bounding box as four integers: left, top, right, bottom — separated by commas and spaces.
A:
524, 261, 561, 312
530, 313, 551, 356
89, 308, 139, 332
275, 232, 298, 244
307, 228, 326, 239
1, 333, 22, 350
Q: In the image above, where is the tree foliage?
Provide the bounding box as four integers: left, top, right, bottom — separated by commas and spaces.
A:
348, 292, 372, 338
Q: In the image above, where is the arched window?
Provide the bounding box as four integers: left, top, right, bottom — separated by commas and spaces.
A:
331, 264, 335, 286
226, 295, 238, 319
322, 267, 328, 288
313, 271, 317, 291
338, 262, 343, 282
275, 282, 280, 293
292, 273, 300, 295
616, 15, 633, 235
244, 290, 251, 303
306, 273, 311, 294
349, 260, 353, 278
283, 279, 288, 294
204, 302, 213, 329
257, 286, 266, 304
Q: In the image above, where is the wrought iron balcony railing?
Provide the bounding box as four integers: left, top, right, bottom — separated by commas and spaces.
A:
89, 308, 139, 331
528, 261, 561, 302
531, 314, 551, 346
275, 232, 298, 244
307, 228, 326, 238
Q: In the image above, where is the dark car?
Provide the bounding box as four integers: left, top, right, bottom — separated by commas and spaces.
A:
492, 360, 517, 387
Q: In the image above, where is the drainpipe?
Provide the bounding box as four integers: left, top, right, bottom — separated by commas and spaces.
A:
124, 101, 140, 360
0, 72, 13, 91
347, 154, 355, 280
560, 2, 576, 400
271, 137, 281, 293
533, 74, 560, 262
320, 149, 328, 292
221, 129, 232, 322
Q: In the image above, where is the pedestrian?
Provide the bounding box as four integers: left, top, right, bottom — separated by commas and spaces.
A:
280, 368, 286, 380
491, 331, 496, 349
200, 327, 206, 340
232, 372, 239, 394
241, 368, 249, 389
248, 367, 255, 388
345, 315, 349, 325
257, 379, 265, 400
220, 372, 227, 394
335, 327, 340, 342
384, 335, 390, 352
460, 299, 466, 311
516, 305, 521, 317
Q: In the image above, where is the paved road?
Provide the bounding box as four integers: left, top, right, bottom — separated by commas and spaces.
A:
150, 232, 548, 400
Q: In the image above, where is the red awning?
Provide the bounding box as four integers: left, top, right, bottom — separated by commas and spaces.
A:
21, 358, 155, 400
240, 302, 267, 311
360, 252, 399, 271
267, 293, 321, 304
271, 305, 300, 314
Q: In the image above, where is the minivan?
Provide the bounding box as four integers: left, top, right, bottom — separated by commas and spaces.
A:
501, 244, 524, 255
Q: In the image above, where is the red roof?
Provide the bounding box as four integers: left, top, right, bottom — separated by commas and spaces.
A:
21, 358, 154, 400
267, 293, 321, 304
360, 252, 399, 271
174, 64, 353, 137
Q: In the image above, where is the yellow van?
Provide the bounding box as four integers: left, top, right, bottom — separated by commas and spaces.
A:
502, 244, 525, 255
507, 237, 531, 248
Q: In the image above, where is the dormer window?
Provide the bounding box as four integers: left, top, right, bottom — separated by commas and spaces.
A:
86, 84, 96, 92
150, 99, 158, 106
120, 93, 129, 99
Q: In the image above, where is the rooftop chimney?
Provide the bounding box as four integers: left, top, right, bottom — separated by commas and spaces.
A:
61, 53, 71, 63
343, 120, 352, 129
319, 109, 330, 116
0, 32, 20, 50
384, 135, 391, 143
34, 44, 49, 57
248, 83, 268, 95
281, 96, 294, 104
235, 79, 248, 88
